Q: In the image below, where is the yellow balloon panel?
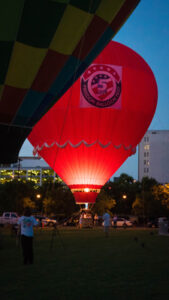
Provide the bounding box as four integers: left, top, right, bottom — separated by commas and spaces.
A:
5, 42, 47, 89
96, 0, 125, 23
50, 5, 93, 55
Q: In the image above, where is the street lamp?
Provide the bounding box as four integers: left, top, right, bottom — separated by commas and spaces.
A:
36, 194, 41, 199
122, 194, 127, 199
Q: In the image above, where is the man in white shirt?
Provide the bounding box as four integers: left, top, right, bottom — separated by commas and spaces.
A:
102, 210, 111, 237
18, 207, 38, 265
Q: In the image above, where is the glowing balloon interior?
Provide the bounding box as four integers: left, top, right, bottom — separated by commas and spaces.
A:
29, 41, 158, 204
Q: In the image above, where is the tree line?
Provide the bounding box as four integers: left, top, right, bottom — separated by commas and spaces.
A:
0, 173, 169, 221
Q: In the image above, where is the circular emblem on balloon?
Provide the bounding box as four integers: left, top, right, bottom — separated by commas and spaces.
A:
81, 64, 121, 108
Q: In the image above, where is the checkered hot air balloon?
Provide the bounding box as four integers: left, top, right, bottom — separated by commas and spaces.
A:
0, 0, 140, 163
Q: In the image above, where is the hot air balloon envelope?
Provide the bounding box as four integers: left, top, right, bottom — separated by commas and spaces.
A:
29, 41, 158, 203
0, 0, 140, 163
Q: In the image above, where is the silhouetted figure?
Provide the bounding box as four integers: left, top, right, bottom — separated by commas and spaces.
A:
102, 210, 111, 237
113, 215, 117, 229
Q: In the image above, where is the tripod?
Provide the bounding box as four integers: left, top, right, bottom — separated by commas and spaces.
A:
50, 224, 65, 251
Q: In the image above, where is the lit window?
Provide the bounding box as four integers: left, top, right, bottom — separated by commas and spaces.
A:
144, 145, 150, 150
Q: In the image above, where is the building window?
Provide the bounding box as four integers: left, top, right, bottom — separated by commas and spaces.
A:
144, 136, 149, 142
144, 144, 150, 150
144, 167, 149, 173
144, 160, 149, 166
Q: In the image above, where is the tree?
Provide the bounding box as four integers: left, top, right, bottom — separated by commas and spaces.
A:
23, 197, 36, 210
132, 177, 168, 218
152, 184, 169, 214
92, 189, 116, 216
0, 180, 36, 214
132, 195, 144, 216
117, 173, 134, 185
103, 174, 140, 215
41, 182, 79, 217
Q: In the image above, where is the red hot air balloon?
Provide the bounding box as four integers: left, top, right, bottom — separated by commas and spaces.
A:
28, 41, 158, 204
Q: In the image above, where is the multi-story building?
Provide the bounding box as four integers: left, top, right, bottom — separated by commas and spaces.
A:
0, 156, 62, 185
138, 130, 169, 183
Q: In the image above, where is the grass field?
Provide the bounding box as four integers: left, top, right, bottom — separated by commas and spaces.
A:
0, 226, 169, 300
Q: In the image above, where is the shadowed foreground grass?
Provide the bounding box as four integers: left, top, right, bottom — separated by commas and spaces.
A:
0, 227, 169, 300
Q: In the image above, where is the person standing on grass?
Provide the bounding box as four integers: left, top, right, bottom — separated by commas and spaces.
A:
79, 213, 83, 229
102, 210, 111, 237
113, 215, 118, 229
18, 207, 38, 265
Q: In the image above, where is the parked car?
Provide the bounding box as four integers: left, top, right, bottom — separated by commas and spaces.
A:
35, 216, 57, 227
147, 219, 159, 228
63, 215, 79, 227
0, 212, 19, 226
111, 217, 133, 228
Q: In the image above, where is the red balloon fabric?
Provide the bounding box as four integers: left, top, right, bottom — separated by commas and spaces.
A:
28, 41, 158, 204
